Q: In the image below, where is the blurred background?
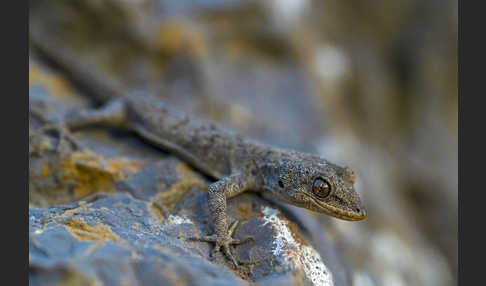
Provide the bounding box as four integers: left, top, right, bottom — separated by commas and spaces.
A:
29, 0, 457, 285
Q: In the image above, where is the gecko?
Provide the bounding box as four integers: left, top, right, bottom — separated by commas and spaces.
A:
30, 38, 367, 268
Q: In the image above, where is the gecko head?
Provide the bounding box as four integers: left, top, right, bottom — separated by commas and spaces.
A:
274, 157, 367, 221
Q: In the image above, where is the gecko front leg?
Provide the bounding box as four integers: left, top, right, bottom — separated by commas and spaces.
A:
191, 173, 256, 268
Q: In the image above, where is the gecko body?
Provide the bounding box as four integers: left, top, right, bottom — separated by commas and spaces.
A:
31, 39, 367, 268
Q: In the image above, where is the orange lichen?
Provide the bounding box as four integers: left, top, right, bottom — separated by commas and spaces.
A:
61, 217, 124, 244
59, 270, 101, 286
30, 137, 145, 207
238, 203, 252, 221
42, 164, 50, 176
29, 66, 39, 85
29, 64, 76, 98
60, 150, 143, 199
61, 217, 127, 256
155, 163, 206, 209
148, 200, 167, 224
104, 157, 142, 177
54, 201, 90, 218
155, 22, 208, 58
149, 162, 206, 224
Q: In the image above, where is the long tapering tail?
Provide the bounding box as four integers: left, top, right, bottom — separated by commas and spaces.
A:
29, 26, 123, 105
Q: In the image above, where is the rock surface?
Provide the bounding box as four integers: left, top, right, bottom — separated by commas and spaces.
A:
29, 58, 347, 285
29, 0, 457, 285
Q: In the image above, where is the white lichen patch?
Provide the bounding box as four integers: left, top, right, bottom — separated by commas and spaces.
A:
261, 206, 334, 286
353, 271, 376, 286
165, 214, 194, 225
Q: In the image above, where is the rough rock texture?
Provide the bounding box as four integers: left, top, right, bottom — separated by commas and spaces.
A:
29, 58, 347, 285
29, 0, 457, 285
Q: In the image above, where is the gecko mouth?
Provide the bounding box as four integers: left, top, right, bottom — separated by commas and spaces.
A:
305, 193, 367, 221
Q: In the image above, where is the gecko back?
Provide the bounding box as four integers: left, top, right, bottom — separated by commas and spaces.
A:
124, 94, 253, 179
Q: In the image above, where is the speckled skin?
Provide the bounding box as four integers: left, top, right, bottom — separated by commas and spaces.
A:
31, 40, 367, 268
64, 93, 367, 267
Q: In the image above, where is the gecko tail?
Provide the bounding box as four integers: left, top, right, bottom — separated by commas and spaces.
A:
29, 25, 122, 105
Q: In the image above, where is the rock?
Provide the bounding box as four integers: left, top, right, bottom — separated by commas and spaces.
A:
29, 56, 347, 285
29, 0, 326, 154
29, 190, 337, 286
29, 193, 247, 286
29, 0, 457, 284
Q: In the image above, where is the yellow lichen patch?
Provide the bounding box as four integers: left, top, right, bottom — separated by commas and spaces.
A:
154, 22, 208, 58
148, 200, 166, 224
29, 64, 76, 98
58, 270, 103, 286
60, 150, 143, 199
30, 146, 144, 207
238, 203, 252, 221
61, 217, 124, 245
54, 201, 90, 218
148, 162, 207, 225
154, 162, 206, 211
29, 65, 40, 85
104, 157, 142, 178
42, 164, 50, 176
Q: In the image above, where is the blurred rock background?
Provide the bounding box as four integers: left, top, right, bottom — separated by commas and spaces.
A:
29, 0, 457, 285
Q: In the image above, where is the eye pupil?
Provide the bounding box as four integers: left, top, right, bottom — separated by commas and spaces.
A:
313, 178, 331, 198
278, 180, 284, 188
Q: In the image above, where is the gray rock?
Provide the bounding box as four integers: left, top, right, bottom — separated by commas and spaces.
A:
29, 56, 345, 285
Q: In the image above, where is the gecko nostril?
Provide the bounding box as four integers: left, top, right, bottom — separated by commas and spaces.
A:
356, 208, 360, 213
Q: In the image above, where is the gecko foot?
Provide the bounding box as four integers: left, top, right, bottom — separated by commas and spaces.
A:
30, 107, 82, 152
189, 220, 254, 269
38, 122, 83, 152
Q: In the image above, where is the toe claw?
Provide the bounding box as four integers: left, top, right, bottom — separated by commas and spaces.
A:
189, 222, 253, 268
222, 244, 238, 268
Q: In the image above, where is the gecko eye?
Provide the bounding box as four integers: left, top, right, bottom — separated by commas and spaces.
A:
313, 178, 331, 198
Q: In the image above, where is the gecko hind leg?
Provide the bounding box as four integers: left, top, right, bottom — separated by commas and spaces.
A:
63, 99, 127, 130
190, 220, 254, 268
31, 99, 127, 154
30, 108, 82, 152
40, 122, 82, 152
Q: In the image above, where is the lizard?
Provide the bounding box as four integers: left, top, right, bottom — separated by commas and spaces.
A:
30, 38, 367, 268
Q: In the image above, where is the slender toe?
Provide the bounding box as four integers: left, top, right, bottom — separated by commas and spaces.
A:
189, 222, 253, 268
222, 244, 238, 268
228, 220, 239, 236
189, 235, 217, 242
